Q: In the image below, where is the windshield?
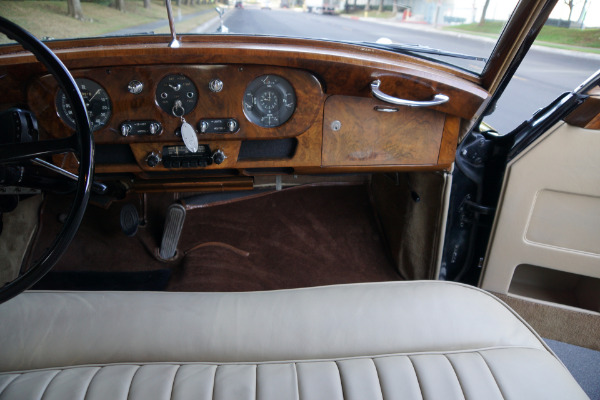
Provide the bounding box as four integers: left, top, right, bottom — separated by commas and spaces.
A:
1, 0, 599, 74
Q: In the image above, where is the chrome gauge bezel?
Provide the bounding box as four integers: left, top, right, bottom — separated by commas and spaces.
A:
243, 75, 296, 128
56, 78, 112, 132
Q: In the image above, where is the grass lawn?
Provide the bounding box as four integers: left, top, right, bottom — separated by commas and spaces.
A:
445, 21, 600, 50
445, 20, 504, 35
536, 25, 600, 48
0, 0, 219, 44
153, 12, 216, 34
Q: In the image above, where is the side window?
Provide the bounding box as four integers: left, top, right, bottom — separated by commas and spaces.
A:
484, 0, 599, 133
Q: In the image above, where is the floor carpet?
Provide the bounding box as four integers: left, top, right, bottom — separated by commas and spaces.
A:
545, 338, 600, 400
36, 184, 401, 291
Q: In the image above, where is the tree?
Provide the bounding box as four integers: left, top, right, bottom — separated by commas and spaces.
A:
144, 0, 151, 9
113, 0, 125, 11
378, 0, 383, 13
392, 0, 397, 15
67, 0, 85, 20
365, 0, 370, 12
479, 0, 490, 26
564, 0, 576, 22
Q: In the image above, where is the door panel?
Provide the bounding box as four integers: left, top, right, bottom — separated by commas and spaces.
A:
480, 121, 600, 312
525, 189, 600, 255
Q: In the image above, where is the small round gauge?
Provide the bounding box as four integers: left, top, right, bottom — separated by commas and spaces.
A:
156, 74, 198, 117
56, 78, 111, 132
243, 75, 296, 128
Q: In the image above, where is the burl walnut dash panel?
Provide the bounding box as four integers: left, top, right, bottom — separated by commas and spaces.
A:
322, 96, 445, 167
28, 65, 323, 143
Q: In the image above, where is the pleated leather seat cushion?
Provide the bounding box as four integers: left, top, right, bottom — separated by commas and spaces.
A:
0, 281, 589, 399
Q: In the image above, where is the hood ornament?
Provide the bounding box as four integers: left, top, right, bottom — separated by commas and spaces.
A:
215, 7, 229, 33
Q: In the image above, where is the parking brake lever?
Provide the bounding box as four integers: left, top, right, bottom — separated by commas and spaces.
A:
32, 158, 107, 195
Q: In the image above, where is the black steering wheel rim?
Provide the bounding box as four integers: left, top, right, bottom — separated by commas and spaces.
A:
0, 16, 94, 304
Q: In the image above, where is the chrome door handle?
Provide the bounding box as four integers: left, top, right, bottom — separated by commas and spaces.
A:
370, 80, 449, 107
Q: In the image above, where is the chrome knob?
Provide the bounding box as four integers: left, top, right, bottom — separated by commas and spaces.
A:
149, 123, 161, 135
121, 124, 132, 137
200, 121, 209, 133
227, 120, 238, 132
127, 80, 144, 94
146, 152, 161, 168
209, 79, 223, 93
212, 149, 226, 165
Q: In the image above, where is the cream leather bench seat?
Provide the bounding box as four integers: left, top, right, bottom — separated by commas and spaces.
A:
0, 281, 588, 399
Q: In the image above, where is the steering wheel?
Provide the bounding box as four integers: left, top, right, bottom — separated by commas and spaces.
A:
0, 16, 94, 304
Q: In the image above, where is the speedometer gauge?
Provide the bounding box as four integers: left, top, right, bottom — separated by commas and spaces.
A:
56, 78, 112, 132
243, 75, 296, 128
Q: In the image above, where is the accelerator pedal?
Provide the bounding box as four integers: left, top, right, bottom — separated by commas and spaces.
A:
120, 204, 139, 237
159, 203, 186, 260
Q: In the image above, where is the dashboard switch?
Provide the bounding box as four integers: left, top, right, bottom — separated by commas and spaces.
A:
121, 123, 132, 137
200, 121, 209, 133
227, 120, 238, 132
120, 121, 163, 136
149, 122, 161, 135
197, 118, 239, 134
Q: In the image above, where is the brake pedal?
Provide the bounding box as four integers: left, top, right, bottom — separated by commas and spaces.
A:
120, 203, 139, 237
159, 203, 186, 260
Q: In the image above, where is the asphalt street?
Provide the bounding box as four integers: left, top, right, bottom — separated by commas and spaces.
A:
199, 8, 599, 133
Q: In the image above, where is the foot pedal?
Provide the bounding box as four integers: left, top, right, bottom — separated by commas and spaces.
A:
159, 203, 186, 260
120, 204, 139, 237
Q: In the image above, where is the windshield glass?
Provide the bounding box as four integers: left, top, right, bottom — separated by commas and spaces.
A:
1, 0, 599, 74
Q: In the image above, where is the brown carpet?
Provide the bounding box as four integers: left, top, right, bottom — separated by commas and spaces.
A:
36, 184, 401, 291
495, 293, 600, 351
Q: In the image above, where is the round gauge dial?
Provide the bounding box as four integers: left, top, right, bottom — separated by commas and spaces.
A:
243, 75, 296, 128
56, 78, 111, 132
156, 74, 198, 117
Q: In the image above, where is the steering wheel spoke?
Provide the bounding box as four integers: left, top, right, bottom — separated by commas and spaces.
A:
0, 136, 78, 164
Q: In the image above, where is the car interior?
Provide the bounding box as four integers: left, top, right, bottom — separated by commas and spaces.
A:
0, 0, 599, 398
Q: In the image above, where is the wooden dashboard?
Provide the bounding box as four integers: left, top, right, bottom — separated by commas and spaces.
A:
0, 35, 489, 180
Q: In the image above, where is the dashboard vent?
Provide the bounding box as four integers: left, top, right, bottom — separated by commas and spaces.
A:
238, 138, 297, 161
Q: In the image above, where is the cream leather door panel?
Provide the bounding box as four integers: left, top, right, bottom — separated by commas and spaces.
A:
480, 121, 600, 312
